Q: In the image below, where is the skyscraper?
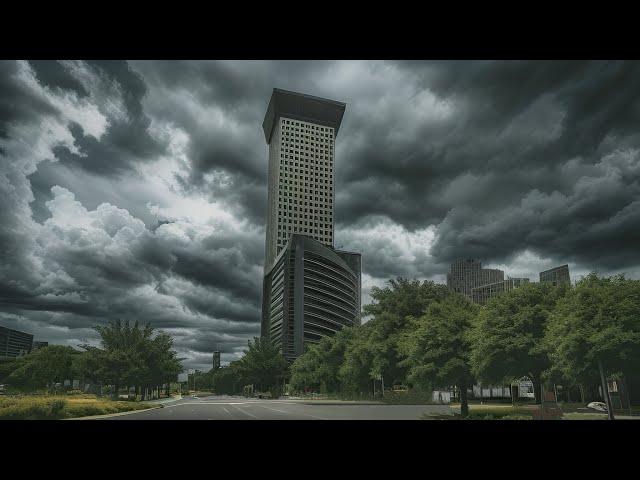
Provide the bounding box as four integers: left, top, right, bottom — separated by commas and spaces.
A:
471, 277, 530, 305
0, 326, 33, 360
261, 89, 360, 361
446, 259, 504, 301
539, 264, 571, 286
262, 88, 345, 271
212, 351, 221, 370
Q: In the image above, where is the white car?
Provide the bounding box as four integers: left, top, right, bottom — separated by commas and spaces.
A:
587, 401, 608, 412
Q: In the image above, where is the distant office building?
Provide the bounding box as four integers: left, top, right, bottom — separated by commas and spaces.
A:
0, 326, 33, 360
447, 259, 504, 300
212, 351, 221, 370
539, 264, 570, 286
261, 234, 361, 362
32, 341, 49, 351
472, 277, 530, 305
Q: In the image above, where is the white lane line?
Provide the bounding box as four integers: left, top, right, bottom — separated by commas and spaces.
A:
292, 404, 329, 420
257, 404, 328, 420
256, 405, 290, 415
223, 407, 230, 414
232, 404, 259, 419
299, 412, 329, 420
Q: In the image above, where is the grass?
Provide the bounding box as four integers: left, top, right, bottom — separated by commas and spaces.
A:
455, 403, 537, 420
379, 390, 436, 405
562, 412, 607, 420
426, 401, 630, 420
0, 394, 153, 420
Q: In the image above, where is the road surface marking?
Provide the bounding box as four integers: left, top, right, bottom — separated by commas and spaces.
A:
232, 405, 259, 419
256, 405, 290, 415
223, 407, 230, 414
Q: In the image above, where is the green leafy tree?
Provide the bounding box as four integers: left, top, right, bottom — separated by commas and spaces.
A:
545, 273, 640, 394
290, 327, 354, 394
7, 345, 80, 391
82, 320, 183, 399
399, 294, 478, 417
470, 282, 568, 404
338, 325, 377, 396
212, 362, 244, 395
237, 337, 289, 396
358, 278, 452, 391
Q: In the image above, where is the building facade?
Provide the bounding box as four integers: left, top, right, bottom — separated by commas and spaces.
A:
262, 234, 360, 362
262, 88, 345, 271
539, 264, 571, 286
471, 277, 530, 305
260, 88, 360, 361
0, 326, 33, 360
32, 341, 49, 351
446, 259, 504, 300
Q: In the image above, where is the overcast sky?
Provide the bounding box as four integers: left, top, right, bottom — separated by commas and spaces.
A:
2, 60, 640, 370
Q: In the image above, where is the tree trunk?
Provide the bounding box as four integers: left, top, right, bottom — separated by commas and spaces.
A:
530, 374, 542, 405
460, 382, 469, 418
114, 383, 119, 400
598, 360, 615, 420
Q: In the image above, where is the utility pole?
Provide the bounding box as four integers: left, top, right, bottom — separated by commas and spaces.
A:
598, 360, 615, 420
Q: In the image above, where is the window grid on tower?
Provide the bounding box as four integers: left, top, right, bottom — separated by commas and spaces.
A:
274, 117, 334, 253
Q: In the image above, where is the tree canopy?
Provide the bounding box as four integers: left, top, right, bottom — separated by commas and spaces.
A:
399, 294, 478, 416
469, 282, 568, 403
545, 274, 640, 386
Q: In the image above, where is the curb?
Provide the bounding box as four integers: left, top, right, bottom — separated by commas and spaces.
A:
64, 405, 162, 420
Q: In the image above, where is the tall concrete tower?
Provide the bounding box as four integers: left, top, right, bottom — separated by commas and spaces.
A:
261, 89, 360, 361
262, 88, 346, 271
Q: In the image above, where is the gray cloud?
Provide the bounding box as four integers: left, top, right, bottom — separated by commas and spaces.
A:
2, 60, 640, 369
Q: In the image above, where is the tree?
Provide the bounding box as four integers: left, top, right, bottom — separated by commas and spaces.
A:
237, 337, 289, 396
398, 294, 478, 417
470, 282, 568, 404
82, 320, 183, 399
7, 345, 80, 391
290, 327, 354, 394
212, 362, 244, 395
359, 278, 452, 391
545, 274, 640, 400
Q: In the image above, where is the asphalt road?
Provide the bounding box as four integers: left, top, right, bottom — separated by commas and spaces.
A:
100, 395, 453, 420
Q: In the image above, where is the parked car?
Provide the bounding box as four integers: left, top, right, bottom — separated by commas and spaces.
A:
587, 401, 608, 412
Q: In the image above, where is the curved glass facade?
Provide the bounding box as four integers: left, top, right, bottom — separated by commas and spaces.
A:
261, 235, 360, 361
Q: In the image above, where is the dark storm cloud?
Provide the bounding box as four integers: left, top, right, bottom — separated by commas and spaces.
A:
28, 60, 89, 98
44, 60, 167, 176
3, 59, 640, 369
327, 61, 640, 273
130, 60, 341, 224
0, 61, 58, 137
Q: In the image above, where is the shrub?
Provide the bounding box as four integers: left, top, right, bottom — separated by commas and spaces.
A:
0, 397, 68, 420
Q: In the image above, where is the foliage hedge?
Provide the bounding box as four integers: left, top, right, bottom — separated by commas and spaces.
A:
0, 395, 152, 419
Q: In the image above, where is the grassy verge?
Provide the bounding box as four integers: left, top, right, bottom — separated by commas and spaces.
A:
0, 394, 153, 419
420, 403, 537, 420
379, 391, 436, 405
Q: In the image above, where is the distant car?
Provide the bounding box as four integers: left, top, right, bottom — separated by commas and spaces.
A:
587, 401, 608, 412
0, 384, 6, 395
